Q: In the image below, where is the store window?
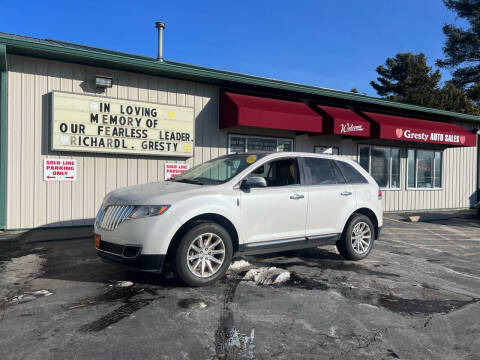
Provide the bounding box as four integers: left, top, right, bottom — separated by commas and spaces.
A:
358, 145, 400, 189
313, 146, 339, 155
228, 135, 294, 153
407, 149, 442, 189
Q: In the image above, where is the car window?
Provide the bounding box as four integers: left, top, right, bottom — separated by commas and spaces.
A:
302, 157, 344, 185
249, 159, 300, 187
335, 160, 369, 184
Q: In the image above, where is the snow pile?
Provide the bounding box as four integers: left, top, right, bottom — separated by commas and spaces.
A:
8, 289, 53, 304
112, 281, 134, 287
243, 267, 291, 286
229, 260, 251, 271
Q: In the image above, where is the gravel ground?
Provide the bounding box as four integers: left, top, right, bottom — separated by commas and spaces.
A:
1, 212, 480, 359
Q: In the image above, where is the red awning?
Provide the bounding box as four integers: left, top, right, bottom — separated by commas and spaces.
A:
363, 112, 476, 147
317, 105, 370, 137
220, 92, 323, 133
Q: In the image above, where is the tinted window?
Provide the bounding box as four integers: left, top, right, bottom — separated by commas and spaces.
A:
303, 158, 344, 185
336, 161, 369, 184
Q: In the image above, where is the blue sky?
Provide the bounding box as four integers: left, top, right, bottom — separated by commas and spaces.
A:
0, 0, 465, 95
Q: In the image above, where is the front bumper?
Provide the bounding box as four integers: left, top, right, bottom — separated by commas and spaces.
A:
96, 238, 165, 272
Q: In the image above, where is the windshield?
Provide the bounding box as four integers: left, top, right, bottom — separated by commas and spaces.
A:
172, 153, 264, 185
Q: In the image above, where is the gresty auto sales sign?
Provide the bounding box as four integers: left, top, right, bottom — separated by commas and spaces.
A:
394, 128, 466, 145
363, 111, 476, 147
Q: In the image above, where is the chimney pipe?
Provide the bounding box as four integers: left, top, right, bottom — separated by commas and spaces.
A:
155, 21, 165, 62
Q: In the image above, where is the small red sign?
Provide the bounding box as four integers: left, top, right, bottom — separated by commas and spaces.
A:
43, 159, 77, 181
164, 163, 189, 180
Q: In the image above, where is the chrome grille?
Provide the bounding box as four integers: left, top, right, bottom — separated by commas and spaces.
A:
95, 205, 135, 231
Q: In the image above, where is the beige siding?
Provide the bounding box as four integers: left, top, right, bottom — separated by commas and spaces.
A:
293, 133, 477, 212
5, 54, 478, 228
6, 54, 222, 229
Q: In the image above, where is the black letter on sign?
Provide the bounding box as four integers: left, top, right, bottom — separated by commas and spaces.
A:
90, 113, 99, 123
60, 123, 68, 133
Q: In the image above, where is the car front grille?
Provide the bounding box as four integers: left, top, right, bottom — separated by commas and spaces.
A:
95, 205, 135, 231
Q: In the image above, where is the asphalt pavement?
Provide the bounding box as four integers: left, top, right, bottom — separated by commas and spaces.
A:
1, 212, 480, 359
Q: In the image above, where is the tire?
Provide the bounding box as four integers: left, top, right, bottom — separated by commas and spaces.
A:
336, 214, 375, 261
173, 222, 233, 287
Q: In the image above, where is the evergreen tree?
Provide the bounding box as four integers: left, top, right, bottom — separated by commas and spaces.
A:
371, 52, 479, 114
370, 53, 442, 106
437, 0, 480, 103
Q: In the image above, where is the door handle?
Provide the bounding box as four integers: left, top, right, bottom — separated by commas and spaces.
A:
290, 193, 304, 200
341, 191, 353, 196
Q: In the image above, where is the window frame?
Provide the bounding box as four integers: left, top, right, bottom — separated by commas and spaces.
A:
406, 149, 443, 190
243, 156, 304, 187
357, 144, 402, 191
228, 134, 294, 154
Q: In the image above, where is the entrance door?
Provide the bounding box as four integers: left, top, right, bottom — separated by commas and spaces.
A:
240, 158, 308, 245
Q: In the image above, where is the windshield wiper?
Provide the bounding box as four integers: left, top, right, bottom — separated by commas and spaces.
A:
172, 178, 204, 185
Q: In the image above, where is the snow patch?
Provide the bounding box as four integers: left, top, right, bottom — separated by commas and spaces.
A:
0, 254, 45, 299
8, 289, 53, 304
243, 267, 291, 285
113, 281, 134, 288
229, 260, 251, 271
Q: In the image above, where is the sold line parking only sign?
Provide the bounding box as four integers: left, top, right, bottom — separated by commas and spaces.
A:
44, 159, 77, 181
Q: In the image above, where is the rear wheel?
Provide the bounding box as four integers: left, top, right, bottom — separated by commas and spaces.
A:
173, 222, 233, 286
336, 214, 374, 261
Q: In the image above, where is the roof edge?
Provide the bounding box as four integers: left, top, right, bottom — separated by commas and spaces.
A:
2, 32, 480, 123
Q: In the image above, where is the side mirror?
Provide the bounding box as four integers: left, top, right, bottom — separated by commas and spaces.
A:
242, 176, 267, 189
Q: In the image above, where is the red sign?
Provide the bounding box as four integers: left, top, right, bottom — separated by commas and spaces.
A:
393, 127, 467, 145
317, 105, 370, 137
44, 159, 77, 181
164, 163, 189, 180
364, 112, 476, 147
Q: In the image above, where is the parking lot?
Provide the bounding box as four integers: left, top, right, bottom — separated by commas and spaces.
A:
1, 212, 480, 360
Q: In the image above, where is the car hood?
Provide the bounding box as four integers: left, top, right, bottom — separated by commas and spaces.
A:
103, 181, 202, 206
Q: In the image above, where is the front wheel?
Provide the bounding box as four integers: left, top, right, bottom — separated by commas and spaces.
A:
336, 214, 374, 261
173, 222, 233, 286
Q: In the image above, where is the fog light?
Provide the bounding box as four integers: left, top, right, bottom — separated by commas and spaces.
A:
93, 234, 101, 248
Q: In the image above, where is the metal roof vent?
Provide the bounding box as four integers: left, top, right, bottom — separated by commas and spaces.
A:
155, 21, 165, 62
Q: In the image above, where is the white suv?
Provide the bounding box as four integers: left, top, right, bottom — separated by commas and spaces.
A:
94, 152, 383, 286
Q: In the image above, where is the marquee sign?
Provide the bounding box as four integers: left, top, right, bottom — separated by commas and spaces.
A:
51, 91, 194, 157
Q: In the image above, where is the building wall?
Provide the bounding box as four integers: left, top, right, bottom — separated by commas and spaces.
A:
295, 133, 477, 212
6, 54, 225, 229
5, 54, 478, 229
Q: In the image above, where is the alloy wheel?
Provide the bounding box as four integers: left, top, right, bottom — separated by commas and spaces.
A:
351, 221, 372, 254
186, 233, 226, 278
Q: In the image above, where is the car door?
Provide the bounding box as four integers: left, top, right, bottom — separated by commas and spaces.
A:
240, 157, 308, 245
301, 157, 356, 237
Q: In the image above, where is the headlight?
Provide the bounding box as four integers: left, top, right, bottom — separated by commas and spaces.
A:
129, 205, 170, 219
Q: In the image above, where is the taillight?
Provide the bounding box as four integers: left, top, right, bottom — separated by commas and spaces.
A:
378, 189, 382, 200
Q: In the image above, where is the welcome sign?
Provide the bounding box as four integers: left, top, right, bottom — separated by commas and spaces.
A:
51, 91, 195, 157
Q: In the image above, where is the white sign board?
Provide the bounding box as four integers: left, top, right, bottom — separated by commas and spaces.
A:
44, 159, 77, 181
51, 91, 195, 157
164, 163, 189, 181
